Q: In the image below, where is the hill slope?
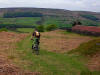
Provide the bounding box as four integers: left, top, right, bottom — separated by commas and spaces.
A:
0, 8, 100, 27
0, 8, 100, 19
0, 29, 99, 75
69, 38, 100, 71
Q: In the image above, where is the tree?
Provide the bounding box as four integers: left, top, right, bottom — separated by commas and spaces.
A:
36, 25, 44, 32
46, 25, 57, 31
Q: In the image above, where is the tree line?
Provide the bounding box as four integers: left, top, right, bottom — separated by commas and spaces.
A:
3, 12, 43, 18
81, 14, 99, 21
0, 24, 35, 30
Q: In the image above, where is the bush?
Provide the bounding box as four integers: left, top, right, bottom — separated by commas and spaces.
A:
0, 28, 8, 32
36, 25, 44, 32
46, 25, 57, 31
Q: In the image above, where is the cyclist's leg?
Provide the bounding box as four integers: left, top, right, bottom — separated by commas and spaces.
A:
35, 38, 39, 55
32, 39, 36, 53
35, 44, 39, 55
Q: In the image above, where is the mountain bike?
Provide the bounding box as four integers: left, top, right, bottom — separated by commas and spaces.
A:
32, 38, 39, 55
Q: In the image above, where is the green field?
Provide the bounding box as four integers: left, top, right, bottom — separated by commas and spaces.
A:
0, 17, 70, 28
44, 17, 72, 28
0, 17, 100, 29
0, 17, 41, 26
17, 28, 34, 33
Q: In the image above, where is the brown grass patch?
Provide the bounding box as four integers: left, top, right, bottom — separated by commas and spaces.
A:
40, 30, 92, 53
87, 52, 100, 71
0, 58, 40, 75
0, 31, 28, 57
0, 31, 40, 75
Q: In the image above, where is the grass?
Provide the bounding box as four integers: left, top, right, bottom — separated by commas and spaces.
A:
13, 35, 92, 75
0, 28, 8, 32
68, 37, 100, 75
44, 17, 72, 28
0, 17, 100, 29
17, 28, 34, 33
0, 17, 41, 26
5, 29, 99, 75
0, 17, 72, 29
15, 17, 40, 26
59, 30, 80, 35
68, 38, 100, 56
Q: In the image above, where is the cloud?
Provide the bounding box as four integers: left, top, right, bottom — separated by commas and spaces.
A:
0, 0, 100, 12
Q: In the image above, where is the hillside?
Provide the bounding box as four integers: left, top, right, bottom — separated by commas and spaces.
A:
0, 7, 100, 28
69, 38, 100, 71
0, 30, 94, 75
0, 28, 100, 75
0, 8, 100, 19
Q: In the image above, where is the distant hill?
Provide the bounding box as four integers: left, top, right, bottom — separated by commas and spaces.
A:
0, 7, 100, 28
0, 7, 100, 20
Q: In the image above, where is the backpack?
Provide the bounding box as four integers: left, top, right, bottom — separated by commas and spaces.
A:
35, 31, 40, 37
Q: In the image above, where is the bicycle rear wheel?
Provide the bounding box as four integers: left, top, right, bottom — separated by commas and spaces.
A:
34, 44, 39, 55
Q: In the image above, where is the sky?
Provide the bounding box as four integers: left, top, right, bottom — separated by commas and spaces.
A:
0, 0, 100, 12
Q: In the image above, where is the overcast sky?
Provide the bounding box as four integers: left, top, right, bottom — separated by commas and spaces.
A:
0, 0, 100, 12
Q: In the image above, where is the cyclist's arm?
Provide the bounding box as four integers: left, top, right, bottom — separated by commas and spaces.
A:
31, 32, 35, 40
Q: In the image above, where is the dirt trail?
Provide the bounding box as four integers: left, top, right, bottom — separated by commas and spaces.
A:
40, 30, 92, 53
0, 32, 39, 75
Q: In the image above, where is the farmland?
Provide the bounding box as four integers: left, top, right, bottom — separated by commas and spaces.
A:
0, 17, 99, 30
0, 17, 73, 28
0, 17, 41, 26
0, 8, 100, 29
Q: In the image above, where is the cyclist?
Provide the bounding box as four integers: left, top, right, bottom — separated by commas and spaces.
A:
31, 29, 40, 54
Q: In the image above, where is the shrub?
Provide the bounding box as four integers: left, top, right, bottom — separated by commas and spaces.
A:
0, 28, 8, 32
36, 25, 44, 32
72, 25, 100, 36
46, 25, 57, 31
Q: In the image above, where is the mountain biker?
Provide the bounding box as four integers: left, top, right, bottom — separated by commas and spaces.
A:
31, 29, 40, 54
